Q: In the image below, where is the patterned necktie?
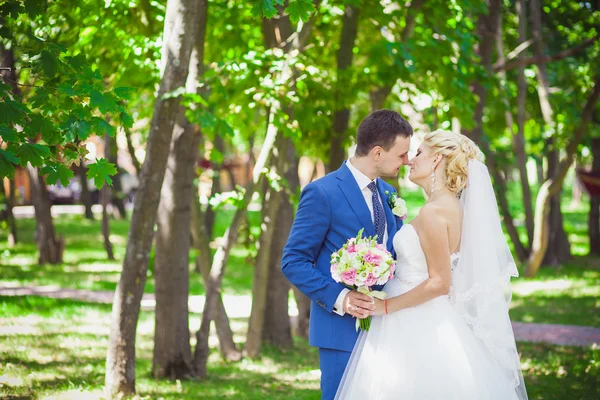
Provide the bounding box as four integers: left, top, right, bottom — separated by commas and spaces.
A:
367, 181, 386, 244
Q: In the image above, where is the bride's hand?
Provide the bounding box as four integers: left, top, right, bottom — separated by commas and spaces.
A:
372, 298, 386, 316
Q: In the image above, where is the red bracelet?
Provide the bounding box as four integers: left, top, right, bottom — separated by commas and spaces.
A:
384, 299, 389, 315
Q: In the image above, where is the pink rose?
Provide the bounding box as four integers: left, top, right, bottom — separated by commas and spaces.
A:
347, 244, 357, 254
389, 262, 396, 276
330, 263, 339, 273
376, 244, 386, 251
363, 252, 382, 265
365, 273, 377, 287
341, 269, 357, 286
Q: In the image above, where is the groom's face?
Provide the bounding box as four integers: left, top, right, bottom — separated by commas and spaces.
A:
374, 135, 411, 178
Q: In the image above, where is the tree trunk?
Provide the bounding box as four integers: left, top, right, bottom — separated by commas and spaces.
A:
191, 187, 241, 362
589, 138, 600, 255
368, 0, 424, 111
327, 4, 359, 172
262, 144, 298, 349
152, 0, 209, 381
468, 0, 502, 145
101, 154, 115, 261
525, 77, 600, 276
194, 120, 278, 377
78, 162, 95, 219
495, 1, 533, 250
467, 0, 528, 260
152, 121, 198, 380
514, 0, 534, 246
7, 178, 18, 246
293, 286, 310, 339
245, 6, 315, 357
106, 134, 126, 219
205, 135, 224, 237
542, 144, 571, 266
105, 0, 202, 396
27, 165, 64, 264
246, 177, 284, 357
125, 129, 142, 176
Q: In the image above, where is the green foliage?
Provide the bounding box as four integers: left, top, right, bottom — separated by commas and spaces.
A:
87, 158, 118, 189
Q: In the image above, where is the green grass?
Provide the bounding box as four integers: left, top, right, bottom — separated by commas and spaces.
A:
0, 296, 320, 399
0, 210, 259, 296
0, 296, 597, 399
510, 262, 600, 327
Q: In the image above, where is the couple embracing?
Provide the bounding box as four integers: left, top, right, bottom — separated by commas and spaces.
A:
282, 110, 528, 400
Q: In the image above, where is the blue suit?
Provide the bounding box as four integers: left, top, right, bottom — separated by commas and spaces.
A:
282, 161, 402, 399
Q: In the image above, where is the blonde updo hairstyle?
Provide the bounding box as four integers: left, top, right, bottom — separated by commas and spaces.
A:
423, 129, 484, 193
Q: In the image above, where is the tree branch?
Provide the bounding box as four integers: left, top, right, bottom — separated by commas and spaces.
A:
494, 34, 599, 72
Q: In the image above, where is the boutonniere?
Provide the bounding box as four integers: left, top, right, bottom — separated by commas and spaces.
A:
385, 190, 408, 220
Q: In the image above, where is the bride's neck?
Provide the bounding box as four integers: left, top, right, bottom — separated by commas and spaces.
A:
424, 185, 453, 202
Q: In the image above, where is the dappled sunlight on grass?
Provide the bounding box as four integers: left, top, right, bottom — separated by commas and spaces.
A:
0, 296, 321, 399
510, 264, 600, 327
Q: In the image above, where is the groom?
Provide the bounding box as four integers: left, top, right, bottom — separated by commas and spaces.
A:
282, 109, 413, 399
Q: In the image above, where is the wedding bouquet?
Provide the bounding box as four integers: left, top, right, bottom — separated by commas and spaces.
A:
330, 229, 396, 331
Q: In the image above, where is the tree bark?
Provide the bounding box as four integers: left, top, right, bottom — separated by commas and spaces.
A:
495, 1, 533, 249
191, 187, 241, 362
152, 0, 209, 381
467, 0, 528, 260
27, 165, 65, 264
245, 6, 315, 357
527, 0, 570, 269
589, 138, 600, 255
368, 0, 425, 111
101, 140, 115, 261
152, 124, 198, 380
124, 129, 142, 176
78, 162, 95, 219
194, 119, 278, 377
262, 143, 298, 349
327, 4, 359, 172
7, 178, 18, 246
468, 0, 502, 145
205, 135, 224, 237
542, 143, 571, 266
105, 0, 202, 396
293, 286, 310, 339
1, 46, 63, 264
514, 0, 534, 246
106, 134, 126, 219
525, 77, 600, 277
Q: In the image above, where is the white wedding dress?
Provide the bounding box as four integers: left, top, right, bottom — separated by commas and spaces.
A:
334, 224, 522, 400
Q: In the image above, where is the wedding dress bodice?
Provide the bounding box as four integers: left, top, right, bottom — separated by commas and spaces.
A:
392, 224, 459, 287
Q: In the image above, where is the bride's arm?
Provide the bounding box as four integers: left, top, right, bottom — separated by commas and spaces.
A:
374, 205, 452, 315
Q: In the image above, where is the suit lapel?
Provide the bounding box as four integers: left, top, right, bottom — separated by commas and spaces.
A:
337, 163, 376, 238
377, 179, 397, 251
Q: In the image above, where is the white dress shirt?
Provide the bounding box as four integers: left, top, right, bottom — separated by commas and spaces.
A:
333, 158, 388, 316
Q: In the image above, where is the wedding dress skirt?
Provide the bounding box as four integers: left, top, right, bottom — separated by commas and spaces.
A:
335, 225, 520, 400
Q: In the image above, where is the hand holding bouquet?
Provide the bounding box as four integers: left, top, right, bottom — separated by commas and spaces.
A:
330, 229, 396, 331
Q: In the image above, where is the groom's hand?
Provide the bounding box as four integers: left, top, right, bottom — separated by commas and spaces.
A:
343, 291, 375, 319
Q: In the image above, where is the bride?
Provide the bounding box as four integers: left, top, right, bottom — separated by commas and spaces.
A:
335, 130, 528, 400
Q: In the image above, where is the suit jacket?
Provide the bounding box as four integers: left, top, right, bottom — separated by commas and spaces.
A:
282, 161, 403, 352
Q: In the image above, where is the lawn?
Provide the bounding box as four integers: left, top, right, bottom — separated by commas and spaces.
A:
0, 296, 598, 399
1, 187, 599, 398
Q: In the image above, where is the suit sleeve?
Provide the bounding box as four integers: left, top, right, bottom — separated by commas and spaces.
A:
281, 182, 347, 313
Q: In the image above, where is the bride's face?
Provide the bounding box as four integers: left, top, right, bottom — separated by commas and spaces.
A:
408, 144, 437, 185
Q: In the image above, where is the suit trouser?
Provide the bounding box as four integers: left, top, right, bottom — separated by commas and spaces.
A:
319, 347, 352, 400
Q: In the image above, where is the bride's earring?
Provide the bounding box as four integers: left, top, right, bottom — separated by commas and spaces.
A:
430, 166, 436, 198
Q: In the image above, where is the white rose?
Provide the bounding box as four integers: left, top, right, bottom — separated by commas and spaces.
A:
392, 197, 408, 219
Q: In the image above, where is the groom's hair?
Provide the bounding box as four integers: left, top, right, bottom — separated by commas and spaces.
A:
355, 109, 413, 156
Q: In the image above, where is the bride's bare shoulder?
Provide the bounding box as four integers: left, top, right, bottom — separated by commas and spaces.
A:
418, 200, 460, 226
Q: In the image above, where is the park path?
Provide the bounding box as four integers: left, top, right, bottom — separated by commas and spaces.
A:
1, 285, 599, 347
